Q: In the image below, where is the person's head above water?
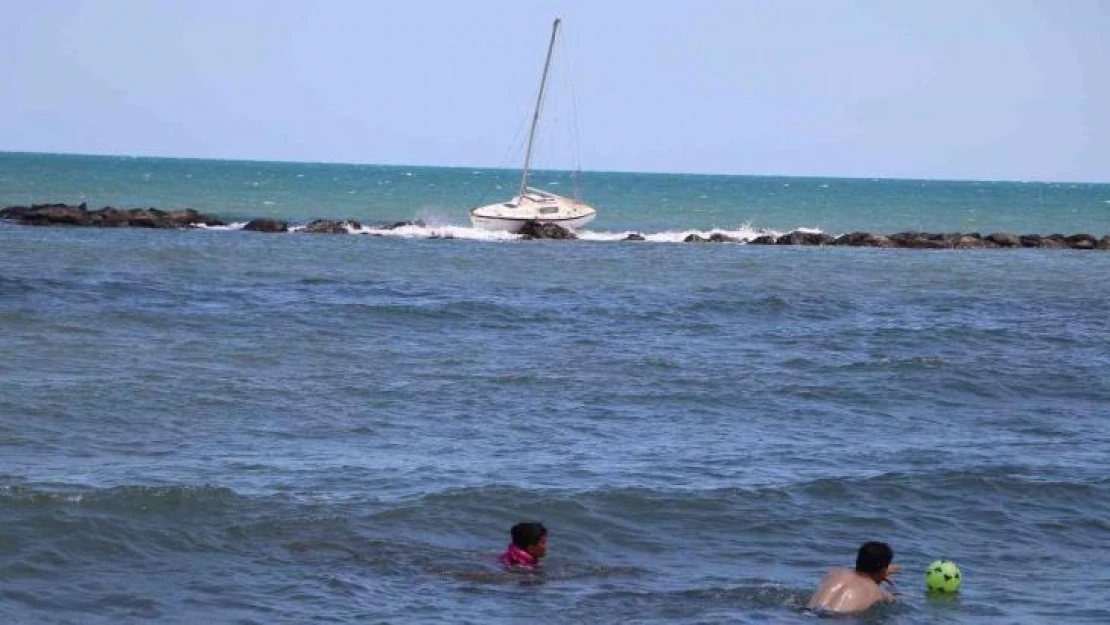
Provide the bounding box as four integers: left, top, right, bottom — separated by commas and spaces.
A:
855, 541, 894, 580
510, 521, 548, 559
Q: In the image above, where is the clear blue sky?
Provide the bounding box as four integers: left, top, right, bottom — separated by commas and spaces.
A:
3, 0, 1107, 182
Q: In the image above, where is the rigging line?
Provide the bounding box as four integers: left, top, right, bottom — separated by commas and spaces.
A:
561, 26, 584, 203
467, 95, 533, 212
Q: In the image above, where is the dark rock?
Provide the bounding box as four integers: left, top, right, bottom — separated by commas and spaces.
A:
834, 232, 867, 246
20, 204, 90, 226
834, 232, 893, 247
518, 220, 576, 240
777, 230, 834, 246
379, 220, 426, 230
32, 202, 80, 210
986, 232, 1020, 247
304, 220, 350, 234
1021, 234, 1066, 248
127, 209, 168, 228
89, 208, 129, 227
1065, 233, 1097, 250
0, 205, 33, 219
624, 233, 645, 241
749, 234, 777, 245
683, 234, 707, 243
708, 232, 739, 243
2, 203, 224, 228
889, 232, 950, 249
242, 218, 288, 233
167, 208, 219, 227
952, 234, 988, 249
777, 230, 830, 245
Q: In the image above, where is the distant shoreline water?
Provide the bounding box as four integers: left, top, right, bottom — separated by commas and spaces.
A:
2, 151, 1108, 236
5, 150, 1110, 185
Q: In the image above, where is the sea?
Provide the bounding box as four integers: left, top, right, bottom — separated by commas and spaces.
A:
1, 151, 1108, 624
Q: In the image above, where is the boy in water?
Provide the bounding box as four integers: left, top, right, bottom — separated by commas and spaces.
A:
500, 522, 548, 569
807, 541, 900, 613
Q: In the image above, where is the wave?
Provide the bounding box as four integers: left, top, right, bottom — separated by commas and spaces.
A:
0, 483, 241, 512
2, 473, 1106, 623
202, 221, 787, 243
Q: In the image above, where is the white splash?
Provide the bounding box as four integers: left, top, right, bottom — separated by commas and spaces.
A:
195, 222, 249, 231
354, 224, 519, 241
579, 223, 781, 243
190, 220, 827, 244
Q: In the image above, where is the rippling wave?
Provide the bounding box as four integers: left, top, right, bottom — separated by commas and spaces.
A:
2, 161, 1109, 622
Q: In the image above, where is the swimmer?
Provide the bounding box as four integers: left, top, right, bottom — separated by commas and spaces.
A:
807, 541, 900, 613
500, 521, 548, 569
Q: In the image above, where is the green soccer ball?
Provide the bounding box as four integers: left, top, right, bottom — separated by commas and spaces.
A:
925, 560, 962, 593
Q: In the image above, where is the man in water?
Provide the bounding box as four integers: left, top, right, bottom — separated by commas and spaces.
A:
807, 541, 900, 613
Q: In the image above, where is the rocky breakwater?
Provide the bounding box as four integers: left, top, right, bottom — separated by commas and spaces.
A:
633, 229, 1109, 250
0, 203, 226, 228
0, 204, 432, 234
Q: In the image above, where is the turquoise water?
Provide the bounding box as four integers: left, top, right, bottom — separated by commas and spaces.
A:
2, 152, 1108, 235
1, 152, 1109, 624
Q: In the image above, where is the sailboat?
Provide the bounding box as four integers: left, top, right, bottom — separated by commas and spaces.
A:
470, 18, 597, 233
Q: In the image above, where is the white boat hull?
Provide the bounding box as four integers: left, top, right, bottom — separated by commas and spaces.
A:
470, 189, 596, 233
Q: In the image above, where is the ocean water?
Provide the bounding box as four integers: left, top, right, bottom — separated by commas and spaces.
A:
1, 152, 1109, 624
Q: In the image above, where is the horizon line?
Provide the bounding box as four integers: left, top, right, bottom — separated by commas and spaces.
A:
2, 149, 1107, 186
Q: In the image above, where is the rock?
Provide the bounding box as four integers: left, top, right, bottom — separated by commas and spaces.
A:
89, 207, 130, 227
0, 205, 33, 219
304, 220, 349, 234
833, 232, 893, 247
624, 233, 645, 241
1, 203, 224, 228
708, 232, 739, 243
776, 231, 833, 246
749, 235, 778, 245
986, 232, 1020, 247
889, 232, 950, 249
1021, 234, 1067, 248
167, 208, 222, 227
379, 220, 425, 230
1065, 233, 1097, 250
1099, 235, 1110, 250
683, 234, 707, 243
242, 218, 288, 233
518, 220, 576, 240
126, 208, 169, 228
19, 204, 91, 226
952, 234, 988, 249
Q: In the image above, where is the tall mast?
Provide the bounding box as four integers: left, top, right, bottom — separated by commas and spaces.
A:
518, 18, 560, 202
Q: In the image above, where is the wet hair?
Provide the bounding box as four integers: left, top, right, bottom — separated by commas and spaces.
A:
855, 541, 893, 574
510, 522, 547, 549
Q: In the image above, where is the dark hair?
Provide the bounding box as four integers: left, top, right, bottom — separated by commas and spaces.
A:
510, 522, 547, 549
855, 541, 893, 574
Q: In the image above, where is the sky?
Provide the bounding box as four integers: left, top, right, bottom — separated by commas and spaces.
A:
2, 0, 1108, 182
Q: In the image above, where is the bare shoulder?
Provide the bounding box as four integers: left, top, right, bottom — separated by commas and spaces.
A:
808, 568, 888, 613
823, 567, 854, 582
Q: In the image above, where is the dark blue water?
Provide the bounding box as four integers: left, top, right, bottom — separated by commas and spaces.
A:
2, 154, 1109, 624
